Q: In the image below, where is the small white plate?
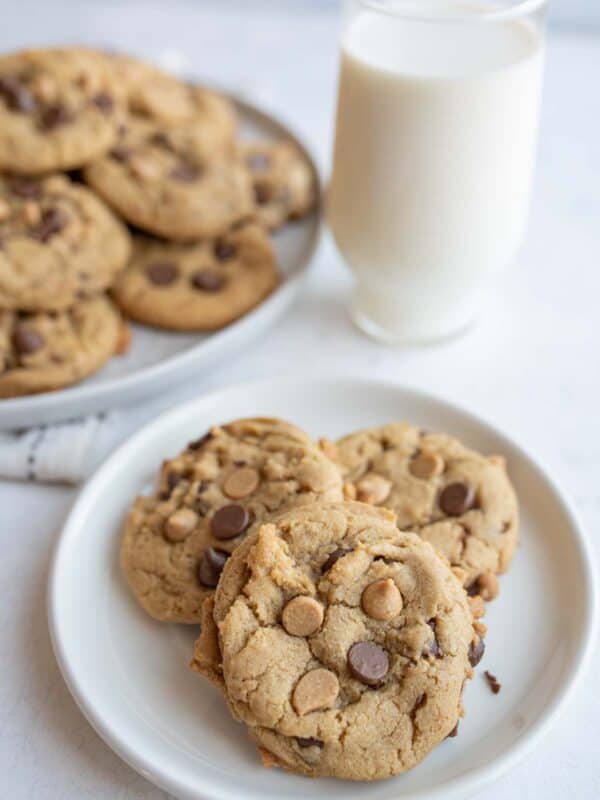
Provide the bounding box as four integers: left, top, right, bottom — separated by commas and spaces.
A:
0, 98, 321, 430
48, 377, 597, 800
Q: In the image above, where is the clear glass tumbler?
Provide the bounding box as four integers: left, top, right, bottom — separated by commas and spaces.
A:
328, 0, 548, 344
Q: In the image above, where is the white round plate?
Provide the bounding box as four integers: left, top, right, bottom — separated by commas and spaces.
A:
49, 377, 596, 800
0, 98, 321, 430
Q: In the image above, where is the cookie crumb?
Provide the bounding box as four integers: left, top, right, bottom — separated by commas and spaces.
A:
484, 670, 501, 694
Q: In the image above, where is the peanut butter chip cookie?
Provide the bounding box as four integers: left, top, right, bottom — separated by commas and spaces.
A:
0, 48, 125, 174
0, 295, 126, 397
120, 418, 344, 623
191, 502, 480, 781
84, 113, 252, 240
0, 174, 131, 312
239, 140, 317, 230
111, 222, 278, 331
335, 423, 519, 597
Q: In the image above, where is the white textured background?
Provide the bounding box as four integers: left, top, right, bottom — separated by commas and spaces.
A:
1, 2, 599, 799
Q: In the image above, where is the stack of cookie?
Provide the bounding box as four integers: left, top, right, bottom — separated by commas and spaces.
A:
0, 47, 317, 398
121, 417, 517, 781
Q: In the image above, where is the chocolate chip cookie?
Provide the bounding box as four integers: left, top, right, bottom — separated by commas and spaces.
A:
333, 423, 518, 600
111, 221, 278, 331
0, 295, 127, 397
84, 113, 253, 240
191, 501, 482, 780
0, 173, 131, 312
0, 47, 124, 174
120, 418, 344, 623
240, 140, 317, 230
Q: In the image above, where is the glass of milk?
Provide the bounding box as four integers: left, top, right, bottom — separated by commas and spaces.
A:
328, 0, 548, 344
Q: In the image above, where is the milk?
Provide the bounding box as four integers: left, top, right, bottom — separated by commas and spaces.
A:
328, 2, 545, 342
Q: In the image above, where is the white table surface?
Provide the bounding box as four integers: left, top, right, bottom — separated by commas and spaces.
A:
1, 3, 599, 798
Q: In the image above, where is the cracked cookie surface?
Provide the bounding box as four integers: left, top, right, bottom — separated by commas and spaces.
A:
239, 140, 317, 230
0, 47, 125, 174
111, 221, 278, 331
120, 418, 344, 623
0, 295, 126, 397
0, 173, 131, 312
334, 423, 518, 598
191, 501, 480, 781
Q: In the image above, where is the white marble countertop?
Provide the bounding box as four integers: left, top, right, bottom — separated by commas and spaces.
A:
1, 3, 599, 798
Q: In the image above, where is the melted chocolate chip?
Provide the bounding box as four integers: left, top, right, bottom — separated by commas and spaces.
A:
214, 238, 237, 262
146, 261, 179, 286
190, 270, 224, 292
39, 103, 72, 131
446, 722, 459, 738
427, 619, 442, 658
211, 504, 250, 540
484, 670, 501, 694
170, 163, 202, 182
0, 75, 36, 113
246, 152, 270, 172
110, 145, 133, 163
439, 482, 476, 516
31, 207, 68, 243
187, 431, 213, 450
91, 93, 113, 113
347, 641, 389, 686
296, 737, 324, 749
198, 547, 229, 587
468, 637, 485, 667
12, 326, 44, 355
8, 177, 40, 199
321, 547, 349, 573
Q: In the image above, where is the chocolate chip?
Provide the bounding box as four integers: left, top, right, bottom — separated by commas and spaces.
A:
190, 271, 225, 292
12, 326, 44, 355
196, 479, 209, 495
446, 722, 459, 738
31, 207, 68, 243
466, 579, 480, 597
410, 693, 427, 721
246, 152, 270, 172
214, 238, 237, 262
8, 177, 40, 199
198, 547, 229, 587
91, 93, 113, 113
39, 103, 72, 130
254, 181, 271, 205
110, 145, 133, 163
146, 261, 179, 286
188, 432, 213, 450
439, 482, 476, 516
468, 637, 485, 667
150, 131, 171, 148
321, 547, 348, 573
347, 641, 389, 686
484, 670, 501, 694
427, 619, 442, 658
211, 504, 250, 540
296, 737, 324, 749
170, 163, 202, 182
0, 75, 36, 113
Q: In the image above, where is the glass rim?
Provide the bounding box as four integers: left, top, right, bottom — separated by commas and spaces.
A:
356, 0, 549, 23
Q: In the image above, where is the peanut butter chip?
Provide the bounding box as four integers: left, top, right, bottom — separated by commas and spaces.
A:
355, 473, 392, 505
361, 578, 403, 621
292, 668, 339, 716
282, 596, 323, 637
409, 451, 444, 480
164, 507, 198, 542
223, 466, 260, 499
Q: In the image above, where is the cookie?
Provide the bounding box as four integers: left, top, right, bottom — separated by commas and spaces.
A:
84, 114, 252, 241
120, 418, 344, 623
0, 47, 124, 174
111, 221, 278, 331
0, 174, 131, 312
333, 423, 518, 600
240, 140, 317, 230
191, 501, 481, 781
0, 295, 127, 397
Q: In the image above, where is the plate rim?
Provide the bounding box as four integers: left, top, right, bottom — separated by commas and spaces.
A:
0, 95, 322, 430
47, 375, 598, 800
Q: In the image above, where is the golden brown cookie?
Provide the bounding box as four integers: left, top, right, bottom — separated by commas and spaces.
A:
191, 501, 482, 780
112, 222, 278, 331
